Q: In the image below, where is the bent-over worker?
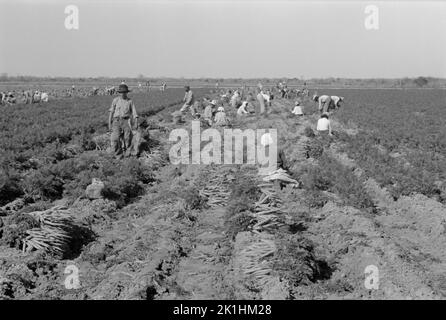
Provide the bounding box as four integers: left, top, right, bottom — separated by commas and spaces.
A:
237, 101, 249, 116
312, 94, 331, 113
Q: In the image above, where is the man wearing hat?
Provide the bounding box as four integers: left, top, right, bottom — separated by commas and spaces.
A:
203, 100, 217, 126
108, 84, 139, 158
180, 85, 195, 113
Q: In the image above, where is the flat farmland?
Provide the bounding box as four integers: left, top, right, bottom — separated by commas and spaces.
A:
1, 86, 446, 300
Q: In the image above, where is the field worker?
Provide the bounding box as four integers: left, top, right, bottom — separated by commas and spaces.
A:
260, 133, 289, 171
221, 90, 231, 103
203, 100, 216, 125
316, 113, 333, 136
256, 88, 266, 114
214, 106, 230, 126
246, 102, 255, 114
23, 90, 33, 104
105, 86, 115, 95
261, 90, 271, 107
291, 101, 304, 116
330, 96, 344, 109
5, 92, 16, 105
268, 89, 274, 101
237, 101, 249, 116
313, 94, 331, 113
190, 101, 201, 118
230, 90, 241, 108
33, 91, 41, 103
41, 92, 49, 102
109, 84, 139, 159
0, 92, 5, 105
180, 86, 194, 112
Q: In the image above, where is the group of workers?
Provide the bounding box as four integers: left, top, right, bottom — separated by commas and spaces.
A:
0, 90, 49, 105
106, 82, 343, 159
0, 91, 16, 105
180, 86, 233, 127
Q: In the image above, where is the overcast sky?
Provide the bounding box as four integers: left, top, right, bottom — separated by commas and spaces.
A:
0, 0, 445, 78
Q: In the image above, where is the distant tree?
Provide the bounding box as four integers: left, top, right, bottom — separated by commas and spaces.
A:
414, 77, 428, 87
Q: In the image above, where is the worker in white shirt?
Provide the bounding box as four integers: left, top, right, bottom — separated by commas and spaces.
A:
237, 101, 249, 116
261, 90, 271, 107
291, 101, 304, 116
214, 106, 230, 126
330, 96, 344, 109
256, 88, 266, 114
313, 94, 331, 113
230, 90, 241, 108
316, 113, 333, 136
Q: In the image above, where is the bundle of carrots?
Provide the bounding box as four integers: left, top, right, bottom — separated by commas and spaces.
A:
198, 168, 235, 208
22, 205, 76, 257
238, 237, 276, 285
250, 182, 286, 234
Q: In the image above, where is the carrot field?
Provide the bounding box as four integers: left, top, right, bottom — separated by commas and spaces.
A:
1, 85, 446, 300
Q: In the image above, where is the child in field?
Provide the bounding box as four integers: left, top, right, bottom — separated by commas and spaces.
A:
109, 84, 139, 159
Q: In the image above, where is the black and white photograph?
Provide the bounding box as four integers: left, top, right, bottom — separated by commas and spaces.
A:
0, 0, 446, 309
